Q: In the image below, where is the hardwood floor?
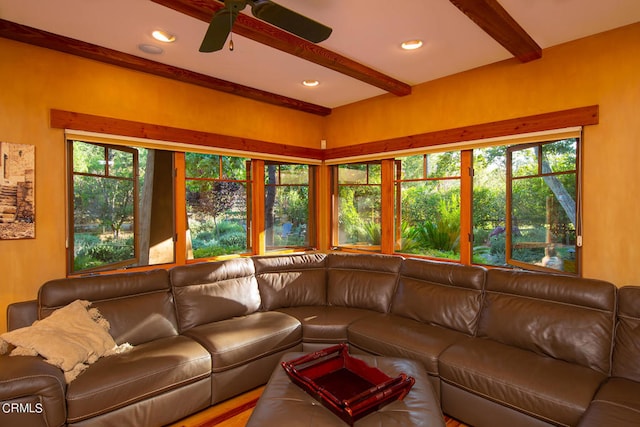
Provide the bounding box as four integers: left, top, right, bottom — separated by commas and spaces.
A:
169, 387, 264, 427
443, 415, 471, 427
168, 386, 470, 427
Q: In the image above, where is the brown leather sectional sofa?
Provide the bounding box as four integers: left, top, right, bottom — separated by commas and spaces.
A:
1, 253, 639, 427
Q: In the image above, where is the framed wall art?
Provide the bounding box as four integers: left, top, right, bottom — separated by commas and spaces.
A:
0, 141, 35, 239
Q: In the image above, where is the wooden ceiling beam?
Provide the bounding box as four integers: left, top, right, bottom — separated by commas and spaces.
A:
0, 19, 331, 116
151, 0, 412, 96
449, 0, 542, 62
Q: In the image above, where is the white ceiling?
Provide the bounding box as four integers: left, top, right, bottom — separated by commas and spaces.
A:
1, 0, 639, 109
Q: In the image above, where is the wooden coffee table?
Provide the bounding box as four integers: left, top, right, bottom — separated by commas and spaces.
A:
246, 349, 446, 426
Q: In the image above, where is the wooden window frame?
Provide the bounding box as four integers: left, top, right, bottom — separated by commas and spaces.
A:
53, 106, 597, 275
505, 138, 581, 275
184, 153, 254, 261
67, 140, 139, 274
264, 162, 318, 252
331, 162, 383, 252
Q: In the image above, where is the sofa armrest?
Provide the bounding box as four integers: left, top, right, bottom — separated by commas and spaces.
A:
0, 355, 66, 427
7, 300, 38, 331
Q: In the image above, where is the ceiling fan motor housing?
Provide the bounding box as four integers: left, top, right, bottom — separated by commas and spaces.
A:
201, 0, 332, 52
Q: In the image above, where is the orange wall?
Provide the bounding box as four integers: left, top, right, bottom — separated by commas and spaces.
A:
0, 23, 639, 333
0, 38, 324, 333
325, 22, 640, 287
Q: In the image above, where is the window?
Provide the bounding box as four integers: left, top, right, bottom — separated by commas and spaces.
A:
507, 138, 580, 273
395, 152, 461, 259
264, 163, 316, 250
68, 140, 175, 273
68, 140, 319, 272
185, 153, 252, 259
472, 138, 581, 274
332, 163, 381, 250
472, 146, 507, 265
60, 108, 589, 276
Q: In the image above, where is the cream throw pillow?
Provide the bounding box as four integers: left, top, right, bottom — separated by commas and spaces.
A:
0, 299, 131, 382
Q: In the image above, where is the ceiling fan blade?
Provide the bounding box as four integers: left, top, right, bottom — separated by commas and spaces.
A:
251, 0, 332, 43
199, 8, 239, 52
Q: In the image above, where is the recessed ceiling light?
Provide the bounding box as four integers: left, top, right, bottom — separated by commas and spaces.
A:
401, 39, 423, 50
138, 44, 164, 55
302, 80, 319, 87
152, 30, 176, 43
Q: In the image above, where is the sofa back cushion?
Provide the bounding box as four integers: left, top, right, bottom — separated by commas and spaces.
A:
253, 253, 327, 310
392, 258, 486, 335
38, 269, 177, 346
170, 258, 260, 331
480, 269, 616, 374
612, 286, 640, 381
326, 253, 402, 312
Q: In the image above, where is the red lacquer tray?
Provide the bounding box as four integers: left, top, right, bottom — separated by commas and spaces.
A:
281, 344, 415, 425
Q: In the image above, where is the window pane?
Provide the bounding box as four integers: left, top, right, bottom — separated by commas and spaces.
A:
511, 146, 538, 178
509, 138, 579, 274
399, 155, 425, 180
69, 142, 175, 274
108, 148, 134, 178
338, 164, 368, 184
397, 180, 460, 259
265, 164, 312, 250
368, 164, 382, 184
542, 139, 577, 173
185, 154, 251, 259
472, 146, 507, 266
187, 181, 249, 258
427, 152, 461, 178
267, 185, 309, 247
281, 165, 308, 184
511, 173, 578, 273
185, 153, 220, 179
335, 162, 382, 249
222, 156, 249, 180
72, 174, 135, 271
395, 152, 460, 260
73, 141, 106, 175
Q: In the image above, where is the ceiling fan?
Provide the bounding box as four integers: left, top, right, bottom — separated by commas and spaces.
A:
200, 0, 333, 52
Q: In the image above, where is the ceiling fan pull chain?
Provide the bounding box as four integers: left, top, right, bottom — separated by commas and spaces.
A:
229, 8, 235, 51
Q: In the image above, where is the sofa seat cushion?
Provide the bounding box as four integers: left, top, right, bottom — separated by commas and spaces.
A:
439, 338, 606, 427
183, 311, 301, 373
276, 306, 377, 344
578, 377, 640, 427
348, 313, 469, 376
65, 335, 211, 424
